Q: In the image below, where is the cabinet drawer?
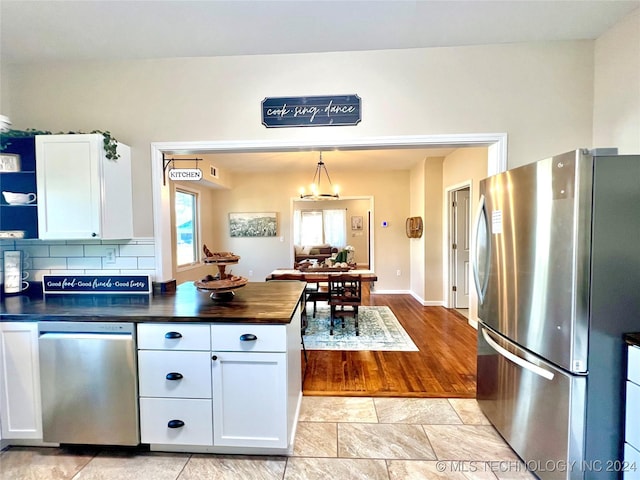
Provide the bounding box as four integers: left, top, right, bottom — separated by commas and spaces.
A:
140, 398, 212, 446
138, 324, 210, 351
212, 324, 286, 352
138, 351, 212, 399
627, 380, 640, 449
629, 346, 640, 386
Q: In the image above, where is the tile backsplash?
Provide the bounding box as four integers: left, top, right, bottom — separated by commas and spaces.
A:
0, 238, 156, 285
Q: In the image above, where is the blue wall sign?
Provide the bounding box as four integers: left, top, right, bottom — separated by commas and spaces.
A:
43, 275, 152, 294
262, 95, 361, 128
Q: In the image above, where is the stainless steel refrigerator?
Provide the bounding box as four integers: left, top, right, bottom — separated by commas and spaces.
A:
474, 149, 640, 480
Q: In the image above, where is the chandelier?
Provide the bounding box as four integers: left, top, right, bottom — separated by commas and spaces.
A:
299, 152, 339, 200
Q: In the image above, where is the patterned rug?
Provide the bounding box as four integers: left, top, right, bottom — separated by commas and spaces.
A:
303, 305, 419, 351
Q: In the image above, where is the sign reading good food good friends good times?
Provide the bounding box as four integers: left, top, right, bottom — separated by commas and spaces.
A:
43, 275, 152, 294
262, 95, 361, 127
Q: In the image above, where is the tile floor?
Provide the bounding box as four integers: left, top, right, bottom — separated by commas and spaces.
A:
0, 396, 537, 480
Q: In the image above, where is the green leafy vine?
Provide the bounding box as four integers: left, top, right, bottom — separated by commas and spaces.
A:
0, 129, 120, 161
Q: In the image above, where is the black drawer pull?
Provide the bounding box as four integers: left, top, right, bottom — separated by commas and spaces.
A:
167, 419, 184, 429
211, 355, 218, 361
165, 331, 182, 339
165, 372, 183, 381
240, 333, 257, 342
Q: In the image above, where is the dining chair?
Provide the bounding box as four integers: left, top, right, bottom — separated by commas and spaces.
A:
266, 274, 308, 364
327, 274, 362, 336
304, 274, 330, 318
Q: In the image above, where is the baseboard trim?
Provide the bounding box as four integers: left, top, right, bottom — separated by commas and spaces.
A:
372, 290, 445, 307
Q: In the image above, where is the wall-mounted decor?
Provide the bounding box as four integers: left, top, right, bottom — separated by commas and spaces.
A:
406, 216, 423, 238
262, 95, 361, 128
351, 215, 363, 230
229, 212, 277, 237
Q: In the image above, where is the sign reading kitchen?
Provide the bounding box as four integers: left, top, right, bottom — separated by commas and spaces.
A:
262, 95, 361, 127
43, 275, 152, 294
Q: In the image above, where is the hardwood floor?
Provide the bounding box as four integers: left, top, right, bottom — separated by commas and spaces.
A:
302, 286, 478, 398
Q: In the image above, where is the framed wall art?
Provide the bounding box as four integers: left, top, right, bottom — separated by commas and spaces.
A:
229, 212, 277, 237
351, 215, 363, 231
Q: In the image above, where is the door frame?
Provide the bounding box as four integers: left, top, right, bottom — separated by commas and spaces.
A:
150, 133, 507, 281
445, 182, 472, 310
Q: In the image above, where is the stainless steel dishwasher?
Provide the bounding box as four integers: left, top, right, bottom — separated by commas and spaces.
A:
38, 321, 140, 445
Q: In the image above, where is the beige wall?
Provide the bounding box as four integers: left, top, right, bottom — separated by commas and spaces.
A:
593, 8, 640, 153
409, 159, 426, 300
423, 158, 444, 302
4, 40, 595, 241
441, 147, 489, 319
196, 168, 409, 289
4, 13, 639, 293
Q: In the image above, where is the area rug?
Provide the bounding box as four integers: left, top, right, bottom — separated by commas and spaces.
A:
303, 305, 419, 351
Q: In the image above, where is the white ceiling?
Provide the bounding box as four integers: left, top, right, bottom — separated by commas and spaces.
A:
1, 1, 638, 64
2, 0, 637, 171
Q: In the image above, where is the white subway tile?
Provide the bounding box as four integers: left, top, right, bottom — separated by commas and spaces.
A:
33, 257, 67, 269
120, 244, 155, 257
120, 269, 156, 279
50, 245, 84, 257
137, 257, 156, 269
15, 244, 50, 258
67, 257, 103, 269
66, 239, 101, 245
101, 257, 137, 270
84, 245, 117, 257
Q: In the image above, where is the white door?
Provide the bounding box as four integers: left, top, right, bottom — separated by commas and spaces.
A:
452, 188, 470, 308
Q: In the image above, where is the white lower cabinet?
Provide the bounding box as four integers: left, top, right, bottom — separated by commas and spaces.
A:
212, 351, 287, 448
137, 313, 301, 453
0, 322, 42, 440
140, 398, 213, 446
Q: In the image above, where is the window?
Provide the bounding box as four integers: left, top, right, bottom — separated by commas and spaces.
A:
294, 208, 346, 247
175, 189, 198, 266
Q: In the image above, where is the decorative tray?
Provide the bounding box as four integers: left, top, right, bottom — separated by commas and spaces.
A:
195, 275, 248, 301
194, 275, 248, 291
202, 254, 240, 264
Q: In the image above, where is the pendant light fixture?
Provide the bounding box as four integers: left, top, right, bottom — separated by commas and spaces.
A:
299, 152, 339, 200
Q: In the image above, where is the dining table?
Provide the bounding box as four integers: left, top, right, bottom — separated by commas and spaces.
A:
265, 268, 378, 283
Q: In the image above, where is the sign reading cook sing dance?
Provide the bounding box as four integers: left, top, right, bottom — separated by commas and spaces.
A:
262, 95, 361, 127
169, 168, 203, 181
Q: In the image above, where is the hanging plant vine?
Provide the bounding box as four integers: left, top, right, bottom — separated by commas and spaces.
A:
0, 128, 121, 161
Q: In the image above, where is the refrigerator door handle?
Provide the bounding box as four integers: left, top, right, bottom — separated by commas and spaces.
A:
472, 194, 489, 304
482, 328, 555, 381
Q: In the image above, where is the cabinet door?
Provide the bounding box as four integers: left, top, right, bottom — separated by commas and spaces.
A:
0, 322, 42, 439
36, 134, 102, 239
212, 352, 288, 448
35, 134, 133, 239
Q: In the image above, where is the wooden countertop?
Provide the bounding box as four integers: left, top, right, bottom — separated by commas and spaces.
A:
0, 281, 305, 324
625, 333, 640, 347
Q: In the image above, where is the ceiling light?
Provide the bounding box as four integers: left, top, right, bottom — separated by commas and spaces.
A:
299, 152, 339, 200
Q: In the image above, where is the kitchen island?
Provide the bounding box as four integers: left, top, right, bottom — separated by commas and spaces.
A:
0, 281, 305, 455
1, 280, 305, 323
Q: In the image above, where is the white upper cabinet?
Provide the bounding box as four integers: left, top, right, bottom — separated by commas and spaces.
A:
35, 134, 133, 239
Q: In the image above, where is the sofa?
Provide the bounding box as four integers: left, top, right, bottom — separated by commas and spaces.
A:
294, 244, 338, 264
